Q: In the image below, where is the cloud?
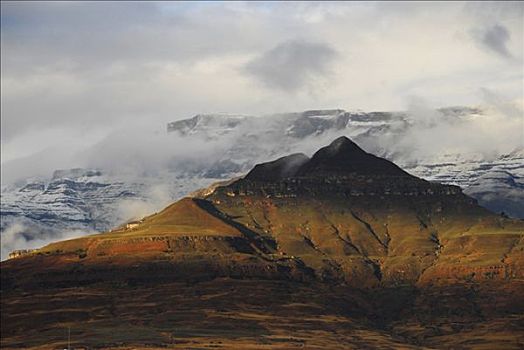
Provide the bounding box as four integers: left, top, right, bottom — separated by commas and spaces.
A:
465, 2, 522, 59
357, 95, 524, 164
113, 183, 179, 224
473, 24, 512, 58
244, 40, 337, 91
479, 87, 523, 119
0, 219, 89, 261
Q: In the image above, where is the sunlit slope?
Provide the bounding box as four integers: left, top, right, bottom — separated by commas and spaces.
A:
35, 198, 248, 256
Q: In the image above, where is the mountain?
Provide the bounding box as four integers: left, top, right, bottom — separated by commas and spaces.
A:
1, 169, 135, 231
1, 107, 522, 258
463, 169, 524, 218
294, 136, 413, 177
205, 137, 522, 286
2, 137, 523, 349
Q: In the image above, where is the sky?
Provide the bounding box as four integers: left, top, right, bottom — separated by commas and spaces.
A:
1, 1, 523, 183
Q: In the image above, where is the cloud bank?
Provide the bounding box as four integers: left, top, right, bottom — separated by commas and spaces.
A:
1, 1, 522, 182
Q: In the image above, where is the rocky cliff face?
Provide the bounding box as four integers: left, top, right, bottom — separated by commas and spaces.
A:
1, 169, 135, 232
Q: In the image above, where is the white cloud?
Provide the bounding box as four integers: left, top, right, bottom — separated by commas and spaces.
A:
0, 220, 89, 261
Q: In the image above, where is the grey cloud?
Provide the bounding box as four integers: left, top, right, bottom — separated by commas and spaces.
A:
0, 2, 279, 76
244, 40, 337, 91
464, 3, 521, 59
479, 24, 512, 58
0, 2, 292, 141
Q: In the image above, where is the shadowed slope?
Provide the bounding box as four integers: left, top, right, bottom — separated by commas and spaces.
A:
245, 153, 309, 181
296, 136, 415, 178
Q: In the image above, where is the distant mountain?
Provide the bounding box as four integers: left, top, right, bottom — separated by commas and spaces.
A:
2, 137, 523, 349
1, 169, 135, 231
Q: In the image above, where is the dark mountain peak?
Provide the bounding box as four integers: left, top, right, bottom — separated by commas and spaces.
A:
319, 136, 366, 157
296, 136, 412, 178
244, 153, 309, 182
241, 137, 416, 182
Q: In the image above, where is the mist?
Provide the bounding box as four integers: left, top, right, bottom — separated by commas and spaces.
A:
0, 220, 91, 261
361, 94, 524, 165
2, 95, 522, 187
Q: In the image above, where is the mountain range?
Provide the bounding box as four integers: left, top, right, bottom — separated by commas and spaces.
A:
2, 136, 523, 349
1, 108, 523, 259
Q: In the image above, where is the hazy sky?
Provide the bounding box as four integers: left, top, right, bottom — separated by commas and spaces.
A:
1, 1, 523, 182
